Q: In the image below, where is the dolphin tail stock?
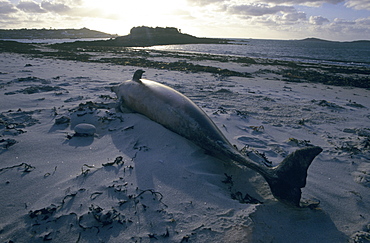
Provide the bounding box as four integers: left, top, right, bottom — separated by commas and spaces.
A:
261, 146, 323, 206
223, 144, 322, 206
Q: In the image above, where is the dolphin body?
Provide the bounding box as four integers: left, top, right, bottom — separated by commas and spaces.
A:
112, 70, 322, 206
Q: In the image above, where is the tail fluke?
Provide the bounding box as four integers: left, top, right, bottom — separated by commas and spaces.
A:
264, 146, 323, 206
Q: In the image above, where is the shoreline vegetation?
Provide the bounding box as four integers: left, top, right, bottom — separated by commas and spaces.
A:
1, 26, 369, 89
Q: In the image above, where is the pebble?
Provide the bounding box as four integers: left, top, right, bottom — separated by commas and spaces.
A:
74, 123, 96, 136
55, 116, 70, 125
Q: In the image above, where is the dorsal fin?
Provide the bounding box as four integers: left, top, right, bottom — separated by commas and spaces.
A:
133, 70, 145, 82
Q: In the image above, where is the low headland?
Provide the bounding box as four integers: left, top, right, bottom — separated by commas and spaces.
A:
0, 27, 116, 39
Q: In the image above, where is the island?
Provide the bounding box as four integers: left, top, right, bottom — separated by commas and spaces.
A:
298, 37, 334, 43
111, 26, 228, 46
298, 37, 370, 44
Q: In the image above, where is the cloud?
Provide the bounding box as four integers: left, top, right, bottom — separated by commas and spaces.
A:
309, 16, 330, 25
249, 11, 306, 27
187, 0, 345, 7
356, 17, 370, 25
33, 0, 115, 19
322, 17, 370, 38
186, 0, 223, 6
17, 1, 46, 13
226, 3, 296, 16
171, 9, 195, 19
332, 18, 355, 25
282, 11, 306, 21
263, 0, 344, 6
0, 0, 18, 14
345, 0, 370, 10
40, 1, 71, 14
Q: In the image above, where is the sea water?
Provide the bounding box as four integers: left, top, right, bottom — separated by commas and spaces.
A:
143, 39, 370, 67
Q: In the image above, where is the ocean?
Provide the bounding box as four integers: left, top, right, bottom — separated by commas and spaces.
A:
143, 39, 370, 67
3, 38, 370, 67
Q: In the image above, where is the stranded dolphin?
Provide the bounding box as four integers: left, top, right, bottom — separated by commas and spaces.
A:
112, 70, 322, 206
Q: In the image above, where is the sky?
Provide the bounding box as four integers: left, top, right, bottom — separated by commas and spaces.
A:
0, 0, 369, 41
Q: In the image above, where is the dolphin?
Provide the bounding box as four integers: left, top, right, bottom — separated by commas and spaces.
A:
112, 70, 322, 206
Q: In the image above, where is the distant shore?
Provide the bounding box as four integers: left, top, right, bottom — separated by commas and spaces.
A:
0, 26, 227, 46
298, 37, 370, 44
2, 27, 369, 43
0, 27, 116, 39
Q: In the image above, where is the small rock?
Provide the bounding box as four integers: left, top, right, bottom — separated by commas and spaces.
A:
343, 128, 356, 134
55, 116, 70, 125
74, 123, 96, 137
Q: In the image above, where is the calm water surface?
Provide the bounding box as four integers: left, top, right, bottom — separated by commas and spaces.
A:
143, 39, 370, 67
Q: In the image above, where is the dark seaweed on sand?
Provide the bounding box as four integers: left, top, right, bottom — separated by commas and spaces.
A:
1, 40, 369, 89
280, 68, 370, 89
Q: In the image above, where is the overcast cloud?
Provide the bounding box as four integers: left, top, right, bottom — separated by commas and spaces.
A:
0, 0, 369, 40
188, 0, 369, 9
40, 1, 71, 14
226, 4, 296, 17
261, 0, 345, 6
187, 0, 346, 6
0, 1, 18, 14
17, 1, 46, 13
345, 0, 370, 10
309, 16, 330, 25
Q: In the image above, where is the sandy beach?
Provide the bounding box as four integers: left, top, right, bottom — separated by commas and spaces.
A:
0, 51, 369, 242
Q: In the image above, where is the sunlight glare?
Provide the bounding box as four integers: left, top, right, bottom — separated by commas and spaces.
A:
85, 0, 186, 21
82, 0, 190, 35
